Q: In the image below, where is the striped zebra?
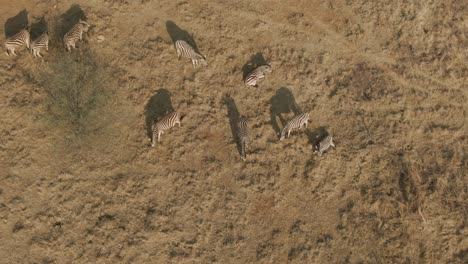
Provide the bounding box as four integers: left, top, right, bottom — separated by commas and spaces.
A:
4, 29, 30, 56
236, 116, 250, 161
64, 19, 90, 52
151, 111, 181, 147
31, 32, 49, 58
314, 135, 335, 156
244, 65, 272, 87
175, 40, 207, 67
280, 112, 309, 141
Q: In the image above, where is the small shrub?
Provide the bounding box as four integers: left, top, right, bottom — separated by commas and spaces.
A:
38, 49, 109, 135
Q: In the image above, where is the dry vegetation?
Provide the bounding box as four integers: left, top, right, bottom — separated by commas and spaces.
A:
0, 0, 466, 263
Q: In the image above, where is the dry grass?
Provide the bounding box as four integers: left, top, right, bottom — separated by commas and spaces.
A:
0, 0, 466, 263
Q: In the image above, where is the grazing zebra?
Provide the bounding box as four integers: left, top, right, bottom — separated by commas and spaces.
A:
236, 116, 250, 161
244, 65, 272, 87
280, 112, 309, 141
64, 19, 90, 52
5, 29, 30, 56
314, 135, 335, 156
151, 111, 181, 147
31, 32, 49, 58
175, 40, 207, 67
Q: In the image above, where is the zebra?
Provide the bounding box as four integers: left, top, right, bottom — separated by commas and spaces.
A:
236, 116, 250, 161
31, 32, 49, 58
151, 111, 181, 147
175, 40, 207, 67
314, 135, 335, 156
5, 28, 30, 56
244, 65, 272, 87
64, 19, 90, 52
280, 112, 309, 141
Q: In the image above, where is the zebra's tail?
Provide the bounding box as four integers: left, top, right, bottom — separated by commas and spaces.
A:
241, 140, 246, 161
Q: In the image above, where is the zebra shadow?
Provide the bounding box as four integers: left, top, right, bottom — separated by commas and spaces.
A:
242, 52, 267, 81
223, 94, 243, 156
4, 9, 29, 38
52, 4, 86, 47
166, 21, 200, 53
29, 16, 48, 40
269, 87, 302, 137
306, 126, 329, 152
144, 89, 175, 139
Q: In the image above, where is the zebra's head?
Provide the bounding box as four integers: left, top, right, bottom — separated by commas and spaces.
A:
79, 19, 91, 32
279, 129, 286, 141
261, 64, 272, 73
199, 55, 208, 66
24, 29, 31, 48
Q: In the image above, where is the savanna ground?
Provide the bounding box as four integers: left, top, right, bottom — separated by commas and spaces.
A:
0, 0, 466, 263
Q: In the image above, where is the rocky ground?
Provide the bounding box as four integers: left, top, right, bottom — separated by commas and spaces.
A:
0, 0, 466, 263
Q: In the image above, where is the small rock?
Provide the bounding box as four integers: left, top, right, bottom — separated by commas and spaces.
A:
97, 35, 105, 43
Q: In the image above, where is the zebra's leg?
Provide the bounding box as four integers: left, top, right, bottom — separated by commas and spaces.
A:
11, 49, 17, 56
37, 51, 42, 58
287, 129, 291, 138
241, 142, 246, 161
151, 132, 156, 147
158, 132, 162, 142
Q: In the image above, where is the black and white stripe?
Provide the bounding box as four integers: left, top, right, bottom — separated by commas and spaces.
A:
64, 20, 90, 52
280, 112, 309, 141
151, 111, 181, 147
31, 32, 49, 58
314, 136, 335, 156
5, 29, 30, 56
175, 40, 207, 67
236, 116, 250, 161
244, 65, 272, 87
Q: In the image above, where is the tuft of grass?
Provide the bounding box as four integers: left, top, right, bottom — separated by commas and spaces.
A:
38, 49, 110, 136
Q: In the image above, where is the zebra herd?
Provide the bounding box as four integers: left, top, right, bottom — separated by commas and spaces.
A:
4, 19, 89, 57
4, 15, 335, 161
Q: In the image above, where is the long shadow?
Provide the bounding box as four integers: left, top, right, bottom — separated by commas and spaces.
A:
306, 127, 329, 152
53, 5, 86, 43
29, 16, 48, 40
269, 87, 302, 136
223, 94, 242, 156
242, 52, 267, 81
144, 89, 174, 139
166, 21, 199, 52
4, 10, 28, 38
